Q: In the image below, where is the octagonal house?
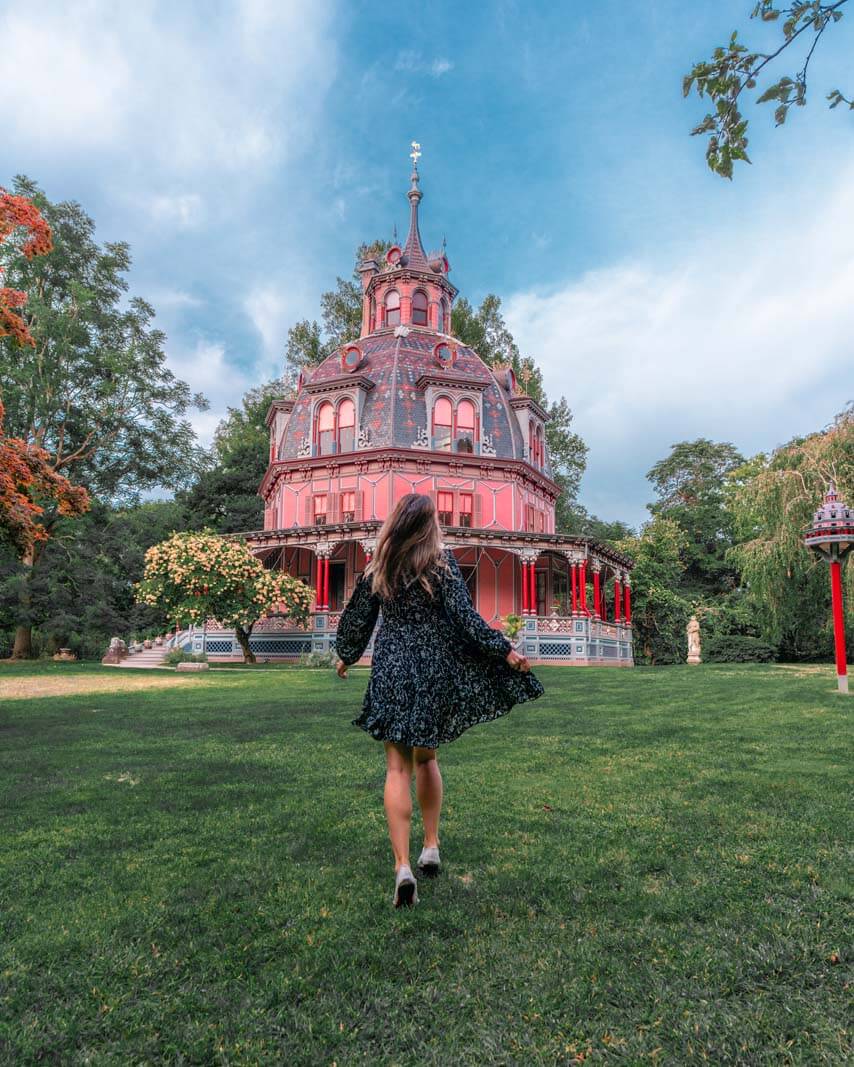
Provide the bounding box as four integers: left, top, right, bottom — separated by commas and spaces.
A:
195, 164, 634, 665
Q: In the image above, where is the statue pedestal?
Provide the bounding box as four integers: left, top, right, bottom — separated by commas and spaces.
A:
687, 653, 702, 665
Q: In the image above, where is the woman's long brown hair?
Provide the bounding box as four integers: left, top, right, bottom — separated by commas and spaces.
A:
365, 493, 447, 600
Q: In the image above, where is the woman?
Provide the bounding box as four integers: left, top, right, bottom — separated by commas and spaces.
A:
335, 492, 544, 908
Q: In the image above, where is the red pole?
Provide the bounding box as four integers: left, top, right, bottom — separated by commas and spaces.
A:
593, 568, 601, 619
521, 561, 529, 614
571, 563, 578, 615
316, 557, 323, 609
529, 561, 537, 617
830, 559, 849, 693
580, 561, 588, 616
614, 578, 622, 623
323, 558, 331, 609
624, 583, 632, 624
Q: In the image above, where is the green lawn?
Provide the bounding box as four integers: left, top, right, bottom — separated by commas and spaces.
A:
0, 662, 850, 1065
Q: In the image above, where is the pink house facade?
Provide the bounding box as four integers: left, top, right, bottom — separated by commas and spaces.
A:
195, 164, 633, 665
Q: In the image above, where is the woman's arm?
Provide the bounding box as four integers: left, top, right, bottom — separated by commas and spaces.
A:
335, 573, 381, 666
439, 552, 513, 660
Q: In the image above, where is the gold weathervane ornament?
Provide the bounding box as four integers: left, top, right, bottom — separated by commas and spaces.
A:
410, 141, 422, 167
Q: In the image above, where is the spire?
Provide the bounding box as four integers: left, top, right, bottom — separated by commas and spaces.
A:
401, 141, 430, 270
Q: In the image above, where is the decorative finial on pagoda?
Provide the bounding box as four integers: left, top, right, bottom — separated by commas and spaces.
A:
410, 140, 422, 168
520, 366, 532, 396
393, 222, 398, 243
401, 140, 429, 269
408, 141, 422, 204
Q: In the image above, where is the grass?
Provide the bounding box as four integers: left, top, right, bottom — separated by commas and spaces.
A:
0, 661, 850, 1065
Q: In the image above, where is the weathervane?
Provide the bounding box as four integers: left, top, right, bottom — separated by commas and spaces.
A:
520, 366, 532, 395
410, 141, 422, 167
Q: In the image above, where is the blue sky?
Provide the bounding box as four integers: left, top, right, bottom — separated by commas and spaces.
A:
2, 1, 852, 526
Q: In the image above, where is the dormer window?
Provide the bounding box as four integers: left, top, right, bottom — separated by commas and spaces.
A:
438, 297, 449, 333
412, 289, 429, 327
432, 395, 453, 451
316, 401, 335, 455
337, 398, 355, 452
385, 289, 400, 327
454, 399, 478, 453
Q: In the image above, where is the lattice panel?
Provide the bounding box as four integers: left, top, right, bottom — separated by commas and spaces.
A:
539, 641, 573, 658
249, 638, 312, 656
205, 639, 233, 654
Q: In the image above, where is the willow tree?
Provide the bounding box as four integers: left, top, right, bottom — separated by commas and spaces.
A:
726, 405, 853, 658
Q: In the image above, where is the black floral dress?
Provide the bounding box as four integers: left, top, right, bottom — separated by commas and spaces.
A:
335, 549, 544, 747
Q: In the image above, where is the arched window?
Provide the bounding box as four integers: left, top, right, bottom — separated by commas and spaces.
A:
385, 289, 400, 327
529, 421, 544, 467
337, 397, 355, 453
432, 396, 453, 451
536, 425, 545, 468
454, 399, 477, 453
316, 401, 335, 455
438, 297, 449, 333
369, 296, 376, 332
412, 289, 428, 327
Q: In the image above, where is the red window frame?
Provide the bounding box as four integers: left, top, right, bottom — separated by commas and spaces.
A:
459, 492, 474, 528
385, 289, 400, 326
337, 398, 355, 453
340, 491, 356, 522
432, 396, 453, 451
437, 491, 454, 525
411, 289, 428, 327
314, 494, 327, 524
525, 504, 535, 532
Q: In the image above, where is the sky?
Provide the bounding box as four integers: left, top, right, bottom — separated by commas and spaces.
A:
2, 0, 852, 528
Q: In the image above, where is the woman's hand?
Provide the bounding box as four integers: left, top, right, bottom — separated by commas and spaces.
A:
336, 659, 348, 679
505, 649, 530, 672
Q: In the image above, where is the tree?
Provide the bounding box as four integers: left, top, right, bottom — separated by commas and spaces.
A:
286, 240, 391, 371
0, 399, 89, 555
726, 404, 853, 658
0, 187, 52, 346
0, 176, 207, 657
647, 439, 746, 595
180, 381, 285, 534
135, 530, 313, 663
0, 499, 187, 659
615, 516, 692, 664
684, 2, 851, 178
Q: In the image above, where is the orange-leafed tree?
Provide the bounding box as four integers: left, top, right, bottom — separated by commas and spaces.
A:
0, 188, 52, 347
0, 399, 89, 554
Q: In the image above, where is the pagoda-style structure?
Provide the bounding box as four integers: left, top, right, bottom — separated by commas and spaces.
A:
197, 156, 633, 664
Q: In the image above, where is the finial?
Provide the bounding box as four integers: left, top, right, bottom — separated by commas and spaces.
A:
520, 366, 532, 396
410, 140, 422, 168
442, 234, 447, 253
393, 222, 398, 243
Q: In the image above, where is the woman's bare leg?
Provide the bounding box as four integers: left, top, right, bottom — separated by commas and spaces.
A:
383, 741, 414, 871
414, 746, 442, 849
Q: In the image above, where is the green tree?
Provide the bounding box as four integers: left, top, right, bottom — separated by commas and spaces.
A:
180, 381, 285, 534
684, 1, 851, 178
726, 405, 853, 658
0, 499, 187, 659
285, 240, 391, 371
0, 175, 207, 657
616, 516, 692, 665
135, 530, 313, 663
647, 439, 746, 595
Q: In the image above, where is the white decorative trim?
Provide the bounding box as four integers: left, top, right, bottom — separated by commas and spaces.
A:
393, 324, 411, 337
357, 425, 371, 449
480, 432, 496, 457
296, 435, 311, 458
412, 425, 430, 449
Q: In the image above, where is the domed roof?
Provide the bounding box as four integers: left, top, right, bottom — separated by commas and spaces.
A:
278, 327, 543, 467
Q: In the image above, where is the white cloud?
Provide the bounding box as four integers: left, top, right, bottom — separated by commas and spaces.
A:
394, 50, 454, 77
505, 164, 854, 526
244, 280, 316, 369
166, 339, 256, 448
0, 1, 335, 176
146, 194, 205, 229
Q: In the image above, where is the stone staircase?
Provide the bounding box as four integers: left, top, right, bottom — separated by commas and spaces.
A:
112, 645, 171, 669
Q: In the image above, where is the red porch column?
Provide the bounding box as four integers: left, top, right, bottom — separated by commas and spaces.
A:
592, 564, 602, 619
520, 560, 529, 614
315, 556, 324, 609
570, 562, 578, 615
323, 557, 331, 609
624, 578, 632, 624
580, 560, 589, 616
528, 560, 537, 616
614, 577, 622, 623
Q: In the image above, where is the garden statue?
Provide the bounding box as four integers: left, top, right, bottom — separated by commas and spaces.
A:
101, 637, 128, 665
686, 615, 701, 665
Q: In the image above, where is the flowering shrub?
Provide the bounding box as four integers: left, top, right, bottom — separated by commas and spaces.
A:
135, 530, 314, 663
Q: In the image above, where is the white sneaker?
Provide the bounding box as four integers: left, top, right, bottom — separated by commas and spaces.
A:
393, 864, 418, 907
416, 846, 441, 877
